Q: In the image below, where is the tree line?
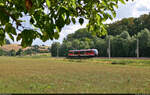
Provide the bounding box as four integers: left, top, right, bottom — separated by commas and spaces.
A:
0, 45, 50, 56
51, 14, 150, 57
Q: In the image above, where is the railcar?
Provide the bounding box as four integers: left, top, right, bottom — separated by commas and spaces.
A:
67, 49, 98, 58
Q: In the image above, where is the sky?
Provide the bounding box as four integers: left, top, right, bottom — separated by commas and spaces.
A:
8, 0, 150, 46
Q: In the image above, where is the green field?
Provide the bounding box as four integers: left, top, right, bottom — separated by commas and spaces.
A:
0, 56, 150, 93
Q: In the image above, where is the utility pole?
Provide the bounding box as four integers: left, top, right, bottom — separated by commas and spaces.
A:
136, 38, 139, 58
108, 38, 111, 59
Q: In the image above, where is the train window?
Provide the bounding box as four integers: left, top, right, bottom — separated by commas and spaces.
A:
86, 51, 92, 53
74, 51, 79, 54
69, 51, 73, 53
80, 51, 85, 54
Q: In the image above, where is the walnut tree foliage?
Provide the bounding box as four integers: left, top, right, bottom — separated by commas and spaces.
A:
0, 0, 131, 47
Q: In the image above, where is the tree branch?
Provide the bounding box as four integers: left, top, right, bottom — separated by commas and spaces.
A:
0, 7, 21, 26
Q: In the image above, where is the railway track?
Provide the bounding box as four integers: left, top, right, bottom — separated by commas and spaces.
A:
94, 57, 150, 60
58, 57, 150, 60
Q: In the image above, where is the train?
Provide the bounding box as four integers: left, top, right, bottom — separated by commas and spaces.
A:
67, 49, 98, 58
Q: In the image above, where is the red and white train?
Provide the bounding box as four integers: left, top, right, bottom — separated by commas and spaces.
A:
67, 49, 98, 58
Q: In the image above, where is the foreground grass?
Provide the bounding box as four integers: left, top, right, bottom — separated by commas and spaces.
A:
0, 56, 150, 93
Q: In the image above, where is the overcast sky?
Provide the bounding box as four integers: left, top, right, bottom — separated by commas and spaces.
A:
9, 0, 150, 46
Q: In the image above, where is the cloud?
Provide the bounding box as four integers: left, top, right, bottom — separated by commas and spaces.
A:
132, 0, 150, 17
115, 1, 135, 19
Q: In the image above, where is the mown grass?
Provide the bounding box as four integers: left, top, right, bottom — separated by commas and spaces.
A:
0, 56, 150, 93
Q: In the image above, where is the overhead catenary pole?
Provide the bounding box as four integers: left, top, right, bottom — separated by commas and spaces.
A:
108, 38, 111, 59
137, 38, 139, 58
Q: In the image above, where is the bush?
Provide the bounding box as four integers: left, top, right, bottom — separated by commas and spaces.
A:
16, 49, 23, 56
8, 50, 16, 56
0, 49, 5, 56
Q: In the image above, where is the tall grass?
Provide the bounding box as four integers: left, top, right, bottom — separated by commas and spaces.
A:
0, 56, 150, 93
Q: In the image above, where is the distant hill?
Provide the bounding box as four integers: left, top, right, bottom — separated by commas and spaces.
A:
0, 44, 49, 52
0, 44, 28, 51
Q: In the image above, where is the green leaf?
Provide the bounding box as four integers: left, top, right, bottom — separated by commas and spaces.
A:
65, 18, 71, 25
46, 0, 51, 8
5, 23, 12, 33
0, 3, 4, 6
11, 27, 16, 35
103, 13, 108, 21
0, 11, 9, 25
36, 0, 41, 7
96, 14, 101, 25
102, 1, 107, 6
8, 34, 14, 41
79, 18, 84, 25
107, 13, 113, 20
119, 0, 125, 4
112, 11, 116, 18
54, 32, 59, 39
0, 28, 5, 46
5, 23, 17, 35
114, 4, 118, 8
20, 29, 40, 47
17, 34, 21, 41
71, 17, 76, 24
56, 26, 60, 32
30, 17, 35, 24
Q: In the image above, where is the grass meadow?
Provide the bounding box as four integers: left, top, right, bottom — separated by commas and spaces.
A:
0, 56, 150, 93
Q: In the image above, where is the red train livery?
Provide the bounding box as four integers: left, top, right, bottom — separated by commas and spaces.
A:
67, 49, 98, 58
